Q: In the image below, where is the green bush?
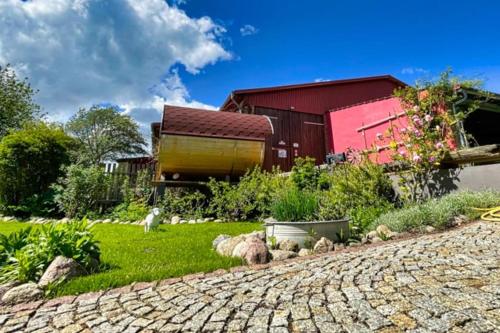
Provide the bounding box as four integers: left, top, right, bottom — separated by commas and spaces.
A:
318, 162, 395, 235
290, 157, 320, 190
0, 220, 100, 284
113, 169, 153, 222
0, 122, 75, 217
271, 187, 319, 222
111, 201, 150, 222
160, 188, 207, 220
207, 167, 285, 221
121, 169, 153, 205
370, 190, 500, 232
52, 164, 110, 218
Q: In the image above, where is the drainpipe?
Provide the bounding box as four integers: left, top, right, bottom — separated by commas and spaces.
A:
452, 89, 469, 148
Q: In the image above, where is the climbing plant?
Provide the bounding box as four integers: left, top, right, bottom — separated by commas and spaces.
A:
378, 70, 482, 203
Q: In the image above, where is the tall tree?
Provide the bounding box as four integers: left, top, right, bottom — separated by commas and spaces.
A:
66, 106, 147, 165
0, 65, 41, 138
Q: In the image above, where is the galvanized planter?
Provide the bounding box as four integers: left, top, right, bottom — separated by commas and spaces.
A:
265, 219, 350, 248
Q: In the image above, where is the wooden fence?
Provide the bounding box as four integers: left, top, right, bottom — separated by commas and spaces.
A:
100, 157, 156, 206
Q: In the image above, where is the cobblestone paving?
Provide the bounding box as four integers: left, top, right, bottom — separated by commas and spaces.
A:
1, 222, 499, 333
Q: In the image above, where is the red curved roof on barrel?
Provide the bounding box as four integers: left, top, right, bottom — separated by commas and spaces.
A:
161, 105, 273, 141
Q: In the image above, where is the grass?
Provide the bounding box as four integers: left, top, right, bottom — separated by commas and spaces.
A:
0, 221, 262, 296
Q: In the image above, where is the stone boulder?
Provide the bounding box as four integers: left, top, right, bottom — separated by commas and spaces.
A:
171, 216, 181, 225
270, 250, 297, 261
234, 237, 269, 265
376, 225, 392, 239
450, 214, 469, 227
38, 256, 87, 288
278, 239, 299, 252
298, 248, 313, 257
313, 237, 334, 254
216, 235, 246, 257
248, 230, 266, 241
1, 282, 43, 304
212, 234, 231, 250
0, 281, 20, 301
366, 230, 378, 240
425, 225, 436, 233
371, 236, 383, 244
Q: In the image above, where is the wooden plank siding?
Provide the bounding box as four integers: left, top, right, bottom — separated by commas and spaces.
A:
254, 107, 326, 171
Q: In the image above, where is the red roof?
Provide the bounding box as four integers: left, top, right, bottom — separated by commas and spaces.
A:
161, 105, 273, 141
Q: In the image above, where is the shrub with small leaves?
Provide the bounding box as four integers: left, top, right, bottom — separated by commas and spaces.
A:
52, 164, 110, 218
160, 188, 207, 220
207, 167, 285, 221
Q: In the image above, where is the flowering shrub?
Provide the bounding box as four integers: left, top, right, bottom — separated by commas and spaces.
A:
376, 71, 481, 202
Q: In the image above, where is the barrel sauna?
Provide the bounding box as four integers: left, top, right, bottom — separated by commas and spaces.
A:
155, 105, 274, 181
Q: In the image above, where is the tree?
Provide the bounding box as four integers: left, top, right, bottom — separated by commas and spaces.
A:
66, 106, 147, 165
0, 122, 75, 216
0, 65, 41, 138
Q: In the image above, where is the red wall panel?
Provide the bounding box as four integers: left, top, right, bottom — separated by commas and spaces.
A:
328, 97, 408, 164
244, 79, 401, 116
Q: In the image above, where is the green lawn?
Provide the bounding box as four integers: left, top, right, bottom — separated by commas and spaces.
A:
0, 221, 262, 296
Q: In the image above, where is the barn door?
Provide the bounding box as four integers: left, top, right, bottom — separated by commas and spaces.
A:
292, 113, 326, 165
255, 108, 292, 171
255, 107, 326, 171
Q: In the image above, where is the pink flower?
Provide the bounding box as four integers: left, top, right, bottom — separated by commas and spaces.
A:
399, 127, 407, 134
413, 105, 420, 112
429, 156, 436, 163
412, 115, 423, 127
413, 153, 422, 163
435, 142, 444, 149
398, 149, 406, 157
424, 114, 433, 122
414, 129, 422, 137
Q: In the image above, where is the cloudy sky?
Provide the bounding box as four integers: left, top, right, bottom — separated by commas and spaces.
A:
1, 0, 499, 141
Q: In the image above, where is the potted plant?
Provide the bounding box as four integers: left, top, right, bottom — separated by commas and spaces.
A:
265, 186, 349, 248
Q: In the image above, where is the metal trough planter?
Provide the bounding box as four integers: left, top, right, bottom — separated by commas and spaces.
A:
265, 219, 350, 248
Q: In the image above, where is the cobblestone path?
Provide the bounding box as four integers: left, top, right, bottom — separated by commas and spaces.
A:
1, 222, 499, 333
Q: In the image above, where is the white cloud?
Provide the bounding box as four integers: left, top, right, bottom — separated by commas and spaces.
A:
314, 78, 330, 82
401, 67, 429, 75
0, 0, 230, 140
173, 0, 187, 6
240, 24, 259, 37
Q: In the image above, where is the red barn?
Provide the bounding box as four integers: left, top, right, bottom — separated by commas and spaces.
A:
221, 75, 405, 171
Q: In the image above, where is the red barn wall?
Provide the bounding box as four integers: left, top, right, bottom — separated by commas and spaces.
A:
242, 79, 401, 115
328, 97, 408, 164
